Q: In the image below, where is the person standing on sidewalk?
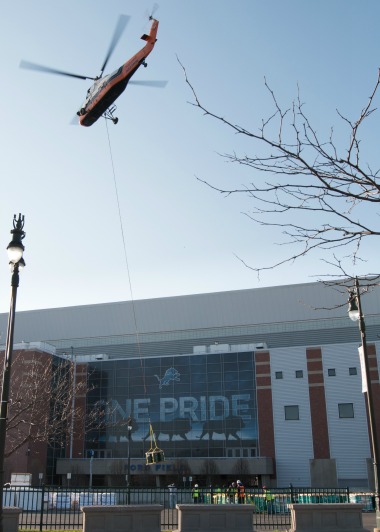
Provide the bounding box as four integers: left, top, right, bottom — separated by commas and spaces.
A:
263, 486, 275, 513
228, 482, 237, 503
192, 484, 200, 504
237, 480, 245, 504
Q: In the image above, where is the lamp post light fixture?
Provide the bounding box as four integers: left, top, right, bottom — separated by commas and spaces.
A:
0, 214, 26, 532
348, 277, 380, 528
127, 416, 133, 504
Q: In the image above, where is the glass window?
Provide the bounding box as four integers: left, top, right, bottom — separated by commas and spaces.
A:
208, 354, 221, 365
223, 353, 237, 364
328, 368, 336, 377
190, 357, 205, 367
285, 405, 299, 420
224, 371, 238, 382
339, 403, 354, 418
295, 370, 303, 378
349, 367, 357, 376
236, 362, 253, 372
275, 371, 283, 379
86, 351, 259, 461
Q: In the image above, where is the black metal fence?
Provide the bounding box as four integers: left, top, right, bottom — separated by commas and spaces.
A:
4, 485, 374, 530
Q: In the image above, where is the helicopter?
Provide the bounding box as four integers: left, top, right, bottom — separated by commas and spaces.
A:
20, 15, 166, 127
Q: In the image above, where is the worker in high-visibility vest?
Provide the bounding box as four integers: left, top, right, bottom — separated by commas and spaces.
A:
215, 486, 222, 504
192, 484, 200, 504
263, 486, 275, 513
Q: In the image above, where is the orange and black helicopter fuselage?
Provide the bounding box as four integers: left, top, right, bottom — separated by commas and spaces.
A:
78, 18, 159, 126
20, 16, 163, 127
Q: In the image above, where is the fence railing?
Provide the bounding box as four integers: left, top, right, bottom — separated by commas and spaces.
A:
3, 485, 375, 530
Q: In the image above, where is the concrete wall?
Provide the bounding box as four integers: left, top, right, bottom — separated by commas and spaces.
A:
2, 508, 21, 532
82, 505, 162, 532
176, 504, 255, 532
289, 503, 366, 532
310, 459, 337, 488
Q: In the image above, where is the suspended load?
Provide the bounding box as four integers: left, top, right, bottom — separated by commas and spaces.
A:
145, 422, 165, 465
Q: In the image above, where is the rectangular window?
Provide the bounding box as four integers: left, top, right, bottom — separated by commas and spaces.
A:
285, 405, 299, 420
275, 371, 283, 379
349, 367, 357, 376
295, 370, 303, 378
339, 403, 354, 418
227, 448, 255, 458
328, 368, 336, 377
87, 450, 112, 459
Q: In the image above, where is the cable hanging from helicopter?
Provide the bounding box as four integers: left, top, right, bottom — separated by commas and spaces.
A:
100, 48, 167, 467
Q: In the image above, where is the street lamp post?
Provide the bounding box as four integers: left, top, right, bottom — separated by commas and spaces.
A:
69, 346, 76, 461
127, 416, 132, 504
0, 214, 26, 532
348, 276, 380, 528
89, 449, 94, 488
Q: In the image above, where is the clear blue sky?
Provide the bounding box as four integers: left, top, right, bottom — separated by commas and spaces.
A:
0, 1, 379, 312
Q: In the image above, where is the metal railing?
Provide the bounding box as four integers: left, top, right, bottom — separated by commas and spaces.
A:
3, 485, 375, 530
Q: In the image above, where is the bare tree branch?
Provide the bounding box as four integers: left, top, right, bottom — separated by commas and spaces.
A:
179, 57, 380, 277
1, 351, 108, 459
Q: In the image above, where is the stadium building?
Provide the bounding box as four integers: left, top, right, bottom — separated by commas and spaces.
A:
1, 281, 380, 489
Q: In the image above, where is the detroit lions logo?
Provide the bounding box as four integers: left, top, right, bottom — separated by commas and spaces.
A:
154, 367, 180, 389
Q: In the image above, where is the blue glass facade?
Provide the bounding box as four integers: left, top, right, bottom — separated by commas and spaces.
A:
86, 351, 258, 459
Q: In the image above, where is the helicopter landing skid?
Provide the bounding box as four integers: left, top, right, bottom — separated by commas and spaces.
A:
103, 105, 119, 124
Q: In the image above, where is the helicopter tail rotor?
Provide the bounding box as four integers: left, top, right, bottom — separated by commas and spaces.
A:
149, 3, 159, 20
143, 3, 159, 25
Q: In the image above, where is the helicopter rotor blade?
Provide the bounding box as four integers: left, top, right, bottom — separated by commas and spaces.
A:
129, 80, 168, 87
19, 60, 95, 81
100, 14, 130, 76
